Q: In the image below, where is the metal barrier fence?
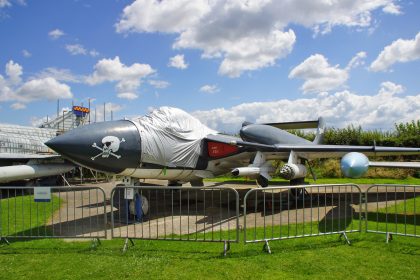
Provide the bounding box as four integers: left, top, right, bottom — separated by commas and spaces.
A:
243, 184, 362, 252
365, 184, 419, 242
0, 186, 107, 242
1, 183, 419, 253
110, 186, 239, 254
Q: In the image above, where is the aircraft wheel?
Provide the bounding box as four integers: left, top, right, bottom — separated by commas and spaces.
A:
256, 175, 269, 188
168, 180, 183, 186
112, 186, 149, 223
290, 188, 304, 198
129, 194, 149, 216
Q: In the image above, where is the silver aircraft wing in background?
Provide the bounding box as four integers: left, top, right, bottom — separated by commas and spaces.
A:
211, 137, 420, 159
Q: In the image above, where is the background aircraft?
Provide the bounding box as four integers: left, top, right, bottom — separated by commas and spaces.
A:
0, 106, 90, 186
45, 107, 420, 188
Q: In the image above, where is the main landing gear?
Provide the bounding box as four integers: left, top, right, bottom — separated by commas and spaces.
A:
112, 177, 149, 224
257, 176, 309, 201
289, 178, 310, 200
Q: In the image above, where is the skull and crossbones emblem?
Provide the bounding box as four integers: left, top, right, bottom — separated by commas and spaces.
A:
91, 136, 125, 160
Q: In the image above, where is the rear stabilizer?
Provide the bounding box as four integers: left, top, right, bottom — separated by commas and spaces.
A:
313, 117, 326, 144
262, 119, 320, 130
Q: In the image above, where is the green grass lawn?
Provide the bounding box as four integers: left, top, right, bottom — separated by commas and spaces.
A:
1, 193, 61, 237
0, 233, 418, 280
365, 196, 419, 236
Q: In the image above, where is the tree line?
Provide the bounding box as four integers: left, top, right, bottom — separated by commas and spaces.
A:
290, 120, 420, 178
294, 120, 420, 147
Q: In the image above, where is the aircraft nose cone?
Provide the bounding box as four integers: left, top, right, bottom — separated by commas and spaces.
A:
46, 120, 141, 173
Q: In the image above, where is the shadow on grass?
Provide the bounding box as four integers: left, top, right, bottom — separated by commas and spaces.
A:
1, 212, 107, 244
318, 205, 354, 233
365, 212, 419, 226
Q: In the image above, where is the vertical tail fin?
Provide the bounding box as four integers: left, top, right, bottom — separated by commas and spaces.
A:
313, 117, 326, 144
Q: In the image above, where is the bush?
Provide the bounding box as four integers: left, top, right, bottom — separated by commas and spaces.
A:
365, 167, 411, 179
276, 120, 420, 179
319, 159, 342, 178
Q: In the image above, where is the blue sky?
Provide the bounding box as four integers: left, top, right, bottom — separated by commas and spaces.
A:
0, 0, 419, 132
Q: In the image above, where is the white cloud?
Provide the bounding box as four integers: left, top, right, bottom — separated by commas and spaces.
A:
0, 74, 13, 101
10, 102, 25, 110
86, 56, 155, 98
0, 0, 11, 8
289, 52, 366, 93
34, 67, 81, 83
382, 3, 402, 15
289, 54, 348, 93
66, 44, 87, 55
115, 0, 209, 33
213, 29, 296, 78
30, 115, 50, 127
378, 81, 404, 95
149, 80, 170, 89
48, 29, 65, 40
117, 92, 138, 100
22, 49, 31, 57
30, 107, 72, 127
87, 56, 154, 84
117, 0, 401, 77
0, 61, 73, 104
168, 54, 188, 69
193, 81, 418, 132
346, 51, 367, 70
65, 44, 99, 57
199, 84, 219, 94
89, 49, 100, 57
5, 60, 23, 85
0, 0, 26, 14
370, 32, 420, 72
16, 77, 72, 102
89, 102, 124, 122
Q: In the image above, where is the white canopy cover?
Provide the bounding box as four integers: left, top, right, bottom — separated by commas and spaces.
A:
131, 107, 217, 168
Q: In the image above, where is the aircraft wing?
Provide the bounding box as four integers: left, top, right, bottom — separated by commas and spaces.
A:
0, 153, 59, 160
206, 135, 420, 160
0, 163, 74, 183
369, 161, 420, 168
263, 119, 320, 130
0, 152, 73, 184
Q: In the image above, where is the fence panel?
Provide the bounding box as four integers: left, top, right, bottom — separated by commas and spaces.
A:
110, 186, 239, 244
0, 186, 107, 239
365, 184, 419, 241
243, 184, 362, 248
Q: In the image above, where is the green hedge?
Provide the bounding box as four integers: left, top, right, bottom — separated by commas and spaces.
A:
295, 120, 420, 147
286, 120, 420, 179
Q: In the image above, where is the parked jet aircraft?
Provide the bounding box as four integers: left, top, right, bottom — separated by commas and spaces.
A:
0, 125, 71, 185
45, 107, 420, 188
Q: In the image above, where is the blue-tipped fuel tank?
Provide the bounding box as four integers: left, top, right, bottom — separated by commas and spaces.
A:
340, 152, 369, 178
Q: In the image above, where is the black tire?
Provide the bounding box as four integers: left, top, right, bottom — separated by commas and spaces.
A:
168, 180, 183, 187
256, 175, 269, 188
112, 186, 149, 223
